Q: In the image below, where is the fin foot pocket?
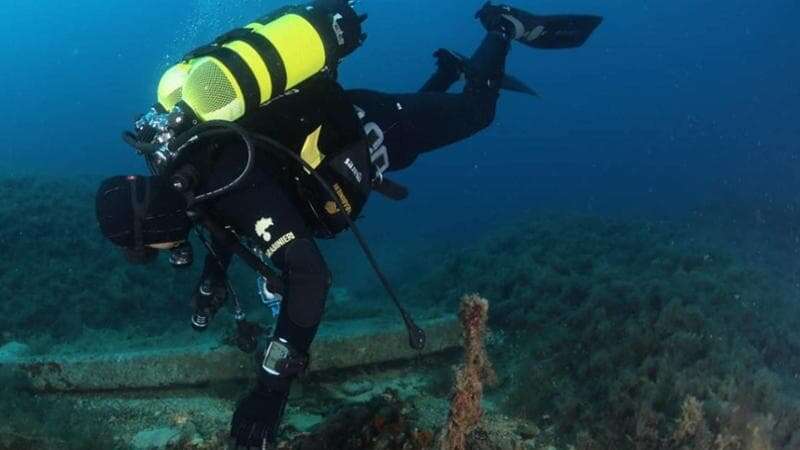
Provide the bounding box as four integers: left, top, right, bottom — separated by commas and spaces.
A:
434, 47, 538, 97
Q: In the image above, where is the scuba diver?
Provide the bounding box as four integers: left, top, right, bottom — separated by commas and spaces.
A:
94, 1, 602, 448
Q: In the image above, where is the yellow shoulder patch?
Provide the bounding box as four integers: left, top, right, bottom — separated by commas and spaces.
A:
300, 126, 325, 169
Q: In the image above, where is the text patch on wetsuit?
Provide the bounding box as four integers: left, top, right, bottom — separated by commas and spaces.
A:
353, 105, 390, 175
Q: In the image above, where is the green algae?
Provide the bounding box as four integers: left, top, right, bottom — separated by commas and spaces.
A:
404, 215, 800, 449
2, 175, 800, 449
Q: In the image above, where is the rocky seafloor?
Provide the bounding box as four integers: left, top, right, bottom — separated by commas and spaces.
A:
1, 176, 799, 449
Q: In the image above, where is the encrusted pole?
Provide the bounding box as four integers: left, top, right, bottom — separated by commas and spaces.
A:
440, 294, 496, 450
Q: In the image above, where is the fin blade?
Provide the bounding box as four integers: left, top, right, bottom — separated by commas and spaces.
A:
457, 50, 539, 98
438, 49, 538, 98
501, 74, 539, 97
374, 178, 409, 201
518, 14, 603, 49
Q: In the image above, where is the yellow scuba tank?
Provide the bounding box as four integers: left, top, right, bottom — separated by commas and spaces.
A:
156, 2, 365, 123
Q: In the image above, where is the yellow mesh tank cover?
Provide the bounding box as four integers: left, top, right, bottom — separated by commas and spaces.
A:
157, 63, 191, 111
181, 57, 246, 122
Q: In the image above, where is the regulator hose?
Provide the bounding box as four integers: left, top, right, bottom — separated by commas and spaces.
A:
169, 120, 256, 203
166, 122, 426, 350
248, 132, 427, 351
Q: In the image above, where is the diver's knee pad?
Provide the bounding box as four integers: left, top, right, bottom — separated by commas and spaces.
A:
282, 238, 331, 328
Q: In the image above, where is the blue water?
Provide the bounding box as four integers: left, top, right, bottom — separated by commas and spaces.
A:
1, 2, 799, 448
1, 0, 797, 238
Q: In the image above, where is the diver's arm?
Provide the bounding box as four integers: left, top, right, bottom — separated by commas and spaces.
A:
224, 233, 330, 448
207, 150, 329, 355
202, 145, 329, 447
230, 238, 330, 448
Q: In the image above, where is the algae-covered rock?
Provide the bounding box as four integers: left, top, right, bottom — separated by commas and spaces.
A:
405, 215, 800, 449
11, 316, 460, 393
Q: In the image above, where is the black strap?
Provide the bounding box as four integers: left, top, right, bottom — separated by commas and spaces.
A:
277, 353, 310, 376
182, 44, 217, 62
214, 27, 253, 45
235, 31, 288, 100
373, 177, 409, 201
129, 177, 151, 248
208, 47, 261, 113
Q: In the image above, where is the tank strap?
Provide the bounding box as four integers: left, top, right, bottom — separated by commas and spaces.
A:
235, 31, 288, 99
208, 47, 261, 113
182, 44, 216, 61
213, 27, 253, 45
183, 28, 290, 110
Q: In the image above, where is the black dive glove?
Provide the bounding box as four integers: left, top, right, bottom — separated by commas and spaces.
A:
230, 336, 309, 447
230, 384, 289, 449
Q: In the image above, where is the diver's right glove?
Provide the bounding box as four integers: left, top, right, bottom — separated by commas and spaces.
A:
229, 336, 309, 448
230, 383, 289, 449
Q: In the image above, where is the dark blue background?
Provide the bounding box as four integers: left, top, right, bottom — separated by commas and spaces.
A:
0, 0, 797, 237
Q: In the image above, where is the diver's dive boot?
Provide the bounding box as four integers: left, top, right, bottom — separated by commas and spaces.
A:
430, 44, 538, 97
466, 30, 511, 95
476, 1, 603, 49
419, 49, 465, 93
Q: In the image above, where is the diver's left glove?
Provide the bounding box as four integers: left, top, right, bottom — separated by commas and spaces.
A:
230, 383, 289, 449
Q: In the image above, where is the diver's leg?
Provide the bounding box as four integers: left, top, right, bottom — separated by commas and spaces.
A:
348, 32, 511, 172
369, 3, 602, 171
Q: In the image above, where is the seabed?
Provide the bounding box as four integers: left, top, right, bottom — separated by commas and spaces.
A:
0, 316, 548, 450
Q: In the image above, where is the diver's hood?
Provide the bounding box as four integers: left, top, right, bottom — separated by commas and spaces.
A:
95, 175, 191, 248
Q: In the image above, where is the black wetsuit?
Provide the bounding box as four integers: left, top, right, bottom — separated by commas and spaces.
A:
194, 32, 509, 386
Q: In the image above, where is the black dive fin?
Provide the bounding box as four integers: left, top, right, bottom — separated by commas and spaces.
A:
448, 49, 539, 97
501, 74, 539, 97
373, 177, 409, 201
477, 3, 603, 50
516, 14, 603, 49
